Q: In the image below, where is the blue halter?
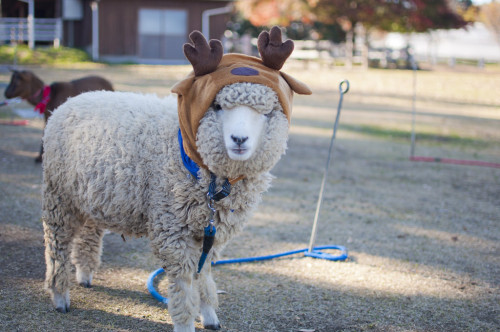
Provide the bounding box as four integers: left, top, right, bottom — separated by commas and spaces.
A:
178, 129, 200, 180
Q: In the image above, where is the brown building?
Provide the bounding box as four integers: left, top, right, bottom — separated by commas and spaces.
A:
1, 0, 233, 63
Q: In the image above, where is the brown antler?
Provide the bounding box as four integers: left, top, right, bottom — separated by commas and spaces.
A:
258, 26, 294, 70
183, 31, 223, 76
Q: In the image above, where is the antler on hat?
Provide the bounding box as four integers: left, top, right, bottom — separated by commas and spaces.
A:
183, 26, 296, 76
257, 26, 294, 70
184, 31, 223, 77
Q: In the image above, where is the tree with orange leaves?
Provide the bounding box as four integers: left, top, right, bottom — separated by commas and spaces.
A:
237, 0, 468, 36
236, 0, 313, 27
236, 0, 469, 68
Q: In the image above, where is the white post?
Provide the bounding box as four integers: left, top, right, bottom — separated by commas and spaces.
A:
19, 0, 34, 49
202, 5, 232, 39
54, 19, 62, 48
91, 1, 99, 61
345, 30, 353, 70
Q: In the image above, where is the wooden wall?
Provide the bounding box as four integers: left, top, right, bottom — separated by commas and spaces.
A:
96, 0, 231, 58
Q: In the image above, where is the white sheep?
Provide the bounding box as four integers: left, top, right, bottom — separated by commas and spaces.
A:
41, 27, 311, 332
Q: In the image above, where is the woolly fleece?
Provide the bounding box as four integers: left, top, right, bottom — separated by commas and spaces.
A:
42, 87, 289, 328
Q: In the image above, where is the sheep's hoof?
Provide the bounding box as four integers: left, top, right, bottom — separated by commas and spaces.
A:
79, 281, 92, 288
34, 155, 42, 163
200, 303, 220, 330
55, 305, 69, 313
204, 323, 221, 330
76, 268, 93, 288
51, 289, 70, 313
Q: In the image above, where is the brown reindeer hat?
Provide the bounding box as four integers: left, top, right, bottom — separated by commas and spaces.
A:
172, 26, 312, 169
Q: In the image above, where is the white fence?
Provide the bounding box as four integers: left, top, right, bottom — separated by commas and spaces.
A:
0, 18, 62, 47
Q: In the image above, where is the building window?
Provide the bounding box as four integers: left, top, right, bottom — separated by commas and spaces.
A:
138, 8, 187, 60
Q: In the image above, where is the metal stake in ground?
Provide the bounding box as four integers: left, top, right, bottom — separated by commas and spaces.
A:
308, 80, 350, 253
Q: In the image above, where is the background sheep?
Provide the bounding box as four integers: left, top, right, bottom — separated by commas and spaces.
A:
42, 27, 310, 332
4, 70, 113, 162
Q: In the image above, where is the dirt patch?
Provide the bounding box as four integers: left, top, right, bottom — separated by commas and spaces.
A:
0, 65, 498, 331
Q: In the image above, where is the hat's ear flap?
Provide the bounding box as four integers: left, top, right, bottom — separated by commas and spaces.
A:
280, 72, 312, 95
171, 75, 195, 95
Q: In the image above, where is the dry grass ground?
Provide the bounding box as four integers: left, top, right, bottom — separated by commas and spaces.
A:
0, 62, 498, 331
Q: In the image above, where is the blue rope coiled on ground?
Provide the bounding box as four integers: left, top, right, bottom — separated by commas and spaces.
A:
147, 245, 348, 304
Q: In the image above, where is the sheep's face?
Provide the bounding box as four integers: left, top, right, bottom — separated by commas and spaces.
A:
196, 83, 289, 178
220, 104, 267, 161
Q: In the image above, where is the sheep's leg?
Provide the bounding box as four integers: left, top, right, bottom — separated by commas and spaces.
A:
151, 212, 203, 331
197, 266, 221, 330
36, 123, 46, 163
42, 213, 77, 313
35, 142, 43, 163
71, 220, 105, 288
167, 274, 200, 332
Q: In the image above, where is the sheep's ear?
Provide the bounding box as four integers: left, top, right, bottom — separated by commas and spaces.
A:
281, 72, 312, 95
171, 76, 195, 95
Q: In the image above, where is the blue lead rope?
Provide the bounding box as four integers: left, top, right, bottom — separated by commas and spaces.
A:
196, 173, 232, 274
178, 129, 231, 274
147, 245, 348, 304
197, 222, 216, 273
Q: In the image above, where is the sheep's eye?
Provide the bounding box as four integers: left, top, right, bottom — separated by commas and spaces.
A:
213, 103, 222, 111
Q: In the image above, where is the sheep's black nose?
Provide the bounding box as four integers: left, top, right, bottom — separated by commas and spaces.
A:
231, 135, 248, 146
